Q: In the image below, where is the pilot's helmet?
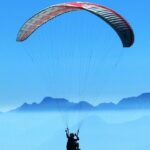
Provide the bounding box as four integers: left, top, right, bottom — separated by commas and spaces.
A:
70, 133, 74, 138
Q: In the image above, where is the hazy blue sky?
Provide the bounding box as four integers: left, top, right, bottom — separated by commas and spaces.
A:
0, 0, 150, 111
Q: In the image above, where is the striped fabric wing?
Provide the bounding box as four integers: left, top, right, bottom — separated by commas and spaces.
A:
17, 2, 134, 47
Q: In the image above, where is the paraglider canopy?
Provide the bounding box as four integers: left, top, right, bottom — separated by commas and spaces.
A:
17, 1, 134, 47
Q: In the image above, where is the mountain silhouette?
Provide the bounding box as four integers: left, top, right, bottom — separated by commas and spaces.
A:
13, 97, 94, 112
117, 93, 150, 109
11, 93, 150, 112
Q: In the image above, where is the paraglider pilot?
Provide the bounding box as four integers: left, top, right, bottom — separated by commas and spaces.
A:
65, 128, 80, 150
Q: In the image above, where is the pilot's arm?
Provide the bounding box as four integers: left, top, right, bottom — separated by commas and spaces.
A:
65, 128, 69, 138
75, 134, 79, 141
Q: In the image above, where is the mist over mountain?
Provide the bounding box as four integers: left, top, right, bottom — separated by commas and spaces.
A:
11, 93, 150, 112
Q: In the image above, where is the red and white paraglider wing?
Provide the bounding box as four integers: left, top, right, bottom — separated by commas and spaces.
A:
17, 2, 134, 47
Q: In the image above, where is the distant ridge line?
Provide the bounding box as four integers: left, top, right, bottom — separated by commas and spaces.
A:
9, 93, 150, 112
